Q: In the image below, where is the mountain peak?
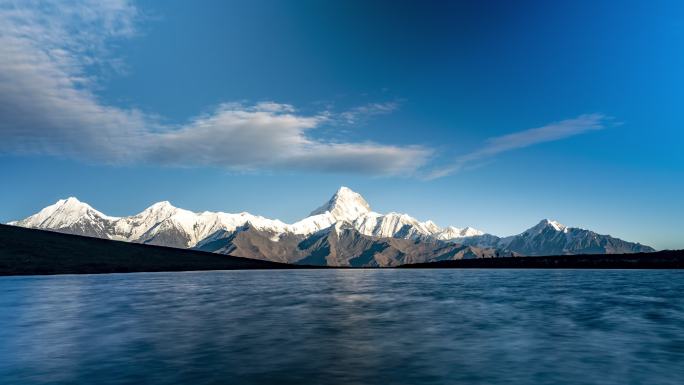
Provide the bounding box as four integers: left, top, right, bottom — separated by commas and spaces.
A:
11, 196, 114, 229
461, 226, 485, 236
52, 196, 97, 213
526, 219, 567, 234
60, 196, 81, 204
148, 201, 175, 210
54, 196, 89, 209
436, 225, 484, 240
309, 186, 371, 221
137, 201, 180, 220
541, 219, 566, 231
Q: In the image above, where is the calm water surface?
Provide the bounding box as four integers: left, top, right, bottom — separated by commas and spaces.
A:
1, 269, 682, 385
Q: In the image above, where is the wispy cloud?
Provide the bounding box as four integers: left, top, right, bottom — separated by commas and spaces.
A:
148, 103, 431, 175
0, 1, 612, 179
338, 101, 400, 124
0, 1, 431, 176
426, 114, 610, 179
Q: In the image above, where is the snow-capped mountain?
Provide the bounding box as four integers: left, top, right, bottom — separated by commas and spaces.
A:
10, 187, 478, 246
9, 187, 654, 266
10, 197, 120, 239
435, 226, 484, 240
10, 197, 290, 248
310, 186, 371, 221
460, 219, 654, 255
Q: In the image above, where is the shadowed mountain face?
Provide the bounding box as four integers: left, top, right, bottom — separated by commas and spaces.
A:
195, 224, 513, 267
8, 188, 654, 266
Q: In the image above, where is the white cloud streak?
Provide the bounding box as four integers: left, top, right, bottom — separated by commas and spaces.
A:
338, 101, 399, 124
148, 103, 430, 175
0, 1, 431, 176
426, 114, 610, 179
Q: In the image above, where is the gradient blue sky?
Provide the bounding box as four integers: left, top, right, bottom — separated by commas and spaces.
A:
1, 0, 682, 249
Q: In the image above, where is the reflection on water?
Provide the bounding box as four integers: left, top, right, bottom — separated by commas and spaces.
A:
1, 269, 683, 385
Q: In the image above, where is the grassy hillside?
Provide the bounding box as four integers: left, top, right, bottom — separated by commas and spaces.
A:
399, 251, 684, 269
0, 224, 298, 276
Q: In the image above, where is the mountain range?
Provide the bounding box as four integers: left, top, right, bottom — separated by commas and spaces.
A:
8, 187, 654, 266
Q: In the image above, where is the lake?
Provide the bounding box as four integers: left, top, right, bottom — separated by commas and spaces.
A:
1, 269, 682, 385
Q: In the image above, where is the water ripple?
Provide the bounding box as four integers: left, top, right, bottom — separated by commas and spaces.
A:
1, 269, 682, 385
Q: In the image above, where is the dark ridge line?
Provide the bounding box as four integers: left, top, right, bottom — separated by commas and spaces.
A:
1, 224, 681, 276
398, 251, 684, 269
0, 224, 325, 276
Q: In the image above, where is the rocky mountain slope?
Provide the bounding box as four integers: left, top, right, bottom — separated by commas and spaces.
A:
195, 223, 509, 267
460, 219, 654, 255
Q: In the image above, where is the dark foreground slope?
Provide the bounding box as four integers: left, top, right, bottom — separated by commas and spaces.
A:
0, 224, 297, 276
399, 250, 684, 269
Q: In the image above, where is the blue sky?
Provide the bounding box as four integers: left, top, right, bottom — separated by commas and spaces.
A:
1, 0, 682, 249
